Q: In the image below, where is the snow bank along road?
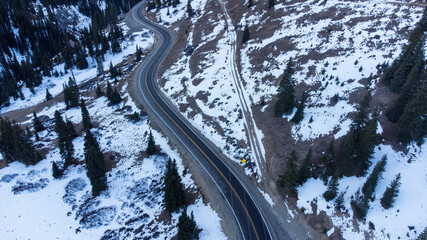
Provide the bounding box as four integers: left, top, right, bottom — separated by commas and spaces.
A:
131, 2, 275, 240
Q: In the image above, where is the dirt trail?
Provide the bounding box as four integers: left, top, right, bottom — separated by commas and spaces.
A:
217, 0, 268, 181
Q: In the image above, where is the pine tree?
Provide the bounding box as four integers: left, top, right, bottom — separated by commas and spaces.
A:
291, 92, 307, 123
187, 0, 194, 17
54, 111, 74, 168
33, 111, 45, 132
380, 173, 401, 209
277, 149, 299, 195
416, 227, 427, 240
274, 59, 295, 116
323, 175, 339, 202
321, 139, 335, 182
80, 99, 93, 130
109, 61, 118, 78
352, 92, 372, 131
96, 55, 104, 76
386, 59, 423, 123
298, 147, 312, 185
75, 46, 88, 70
109, 88, 122, 105
164, 158, 187, 212
63, 77, 80, 109
362, 155, 387, 200
84, 130, 107, 196
268, 0, 275, 8
396, 80, 427, 145
136, 45, 143, 61
338, 92, 377, 176
96, 83, 104, 98
110, 25, 121, 54
357, 110, 379, 175
11, 124, 40, 165
45, 88, 52, 101
351, 190, 370, 220
146, 131, 156, 155
52, 161, 63, 179
242, 25, 250, 44
106, 81, 112, 100
66, 118, 78, 139
177, 208, 198, 240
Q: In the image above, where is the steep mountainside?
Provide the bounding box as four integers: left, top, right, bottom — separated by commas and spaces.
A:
150, 0, 427, 239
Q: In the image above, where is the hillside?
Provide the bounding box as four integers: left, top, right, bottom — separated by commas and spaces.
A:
149, 0, 427, 239
0, 0, 426, 239
0, 1, 226, 239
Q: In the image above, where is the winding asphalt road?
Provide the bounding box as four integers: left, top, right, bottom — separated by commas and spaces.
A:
131, 2, 273, 240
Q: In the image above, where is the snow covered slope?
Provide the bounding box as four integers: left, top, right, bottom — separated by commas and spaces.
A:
0, 13, 226, 240
150, 0, 426, 239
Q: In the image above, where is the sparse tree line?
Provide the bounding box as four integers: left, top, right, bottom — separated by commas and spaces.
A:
1, 72, 197, 238
145, 0, 197, 19
0, 0, 138, 109
271, 8, 427, 223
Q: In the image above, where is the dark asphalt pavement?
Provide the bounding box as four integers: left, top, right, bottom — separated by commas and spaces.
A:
131, 3, 273, 239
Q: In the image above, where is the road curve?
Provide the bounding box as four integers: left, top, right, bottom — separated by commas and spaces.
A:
131, 2, 273, 240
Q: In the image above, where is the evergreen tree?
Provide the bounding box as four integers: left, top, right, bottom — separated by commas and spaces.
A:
75, 45, 88, 70
109, 61, 118, 78
298, 147, 312, 185
164, 158, 187, 212
357, 110, 379, 175
66, 118, 78, 139
110, 25, 121, 54
352, 92, 372, 131
106, 81, 112, 100
274, 59, 295, 116
109, 88, 122, 105
84, 130, 107, 196
35, 131, 40, 142
291, 92, 307, 123
380, 173, 401, 209
187, 0, 194, 17
146, 131, 156, 155
277, 149, 299, 195
96, 55, 104, 76
396, 80, 427, 145
323, 175, 339, 202
338, 92, 377, 176
362, 155, 387, 200
0, 117, 15, 163
96, 83, 104, 98
0, 117, 40, 165
54, 111, 74, 168
33, 111, 45, 132
416, 227, 427, 240
52, 161, 63, 179
11, 125, 40, 165
386, 59, 423, 123
268, 0, 275, 8
63, 77, 80, 109
242, 25, 250, 44
351, 190, 370, 220
45, 88, 53, 101
80, 99, 93, 130
136, 45, 143, 61
177, 208, 198, 240
321, 139, 335, 182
